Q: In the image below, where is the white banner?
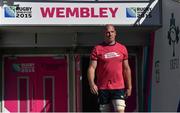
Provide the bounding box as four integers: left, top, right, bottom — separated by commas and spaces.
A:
0, 1, 158, 25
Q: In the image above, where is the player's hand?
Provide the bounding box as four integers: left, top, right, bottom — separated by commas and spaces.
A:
125, 88, 132, 98
90, 84, 98, 95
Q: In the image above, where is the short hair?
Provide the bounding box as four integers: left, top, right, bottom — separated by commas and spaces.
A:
105, 24, 116, 31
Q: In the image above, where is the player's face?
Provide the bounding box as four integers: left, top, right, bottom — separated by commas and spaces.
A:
104, 25, 116, 43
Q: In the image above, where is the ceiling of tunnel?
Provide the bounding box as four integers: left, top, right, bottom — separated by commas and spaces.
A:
0, 26, 160, 34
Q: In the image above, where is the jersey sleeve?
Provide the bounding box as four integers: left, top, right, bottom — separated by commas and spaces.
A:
123, 46, 128, 60
90, 47, 98, 61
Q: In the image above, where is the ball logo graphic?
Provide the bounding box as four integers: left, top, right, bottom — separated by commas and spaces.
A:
12, 64, 21, 72
4, 6, 16, 18
126, 8, 136, 18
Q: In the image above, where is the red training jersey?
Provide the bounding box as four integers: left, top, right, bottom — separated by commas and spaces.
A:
90, 42, 128, 90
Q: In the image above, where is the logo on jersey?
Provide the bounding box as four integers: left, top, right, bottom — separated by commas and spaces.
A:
104, 52, 120, 59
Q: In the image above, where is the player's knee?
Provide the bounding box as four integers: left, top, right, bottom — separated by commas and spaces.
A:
115, 105, 125, 112
99, 104, 111, 112
112, 99, 126, 112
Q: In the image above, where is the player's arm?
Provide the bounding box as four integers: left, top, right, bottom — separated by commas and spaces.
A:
123, 59, 132, 97
87, 60, 98, 95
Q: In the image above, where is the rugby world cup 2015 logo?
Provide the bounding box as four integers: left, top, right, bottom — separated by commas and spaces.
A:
3, 5, 32, 18
4, 6, 16, 18
126, 7, 152, 18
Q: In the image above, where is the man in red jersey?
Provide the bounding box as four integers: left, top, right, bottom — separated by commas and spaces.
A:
87, 24, 132, 112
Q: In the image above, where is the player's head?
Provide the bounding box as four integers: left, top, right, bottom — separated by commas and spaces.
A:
104, 24, 117, 44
